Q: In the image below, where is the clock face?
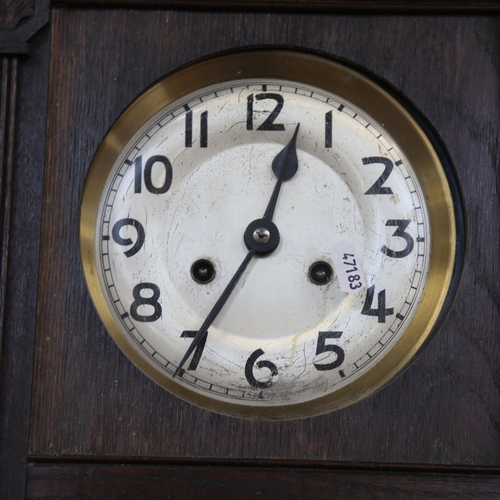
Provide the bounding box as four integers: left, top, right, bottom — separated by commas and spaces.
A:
81, 50, 461, 418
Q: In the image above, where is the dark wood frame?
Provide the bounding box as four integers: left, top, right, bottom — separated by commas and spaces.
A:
1, 1, 499, 498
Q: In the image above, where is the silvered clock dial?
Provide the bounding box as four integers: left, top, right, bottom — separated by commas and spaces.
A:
80, 49, 463, 418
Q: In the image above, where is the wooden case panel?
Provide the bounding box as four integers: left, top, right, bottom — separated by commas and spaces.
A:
29, 8, 500, 466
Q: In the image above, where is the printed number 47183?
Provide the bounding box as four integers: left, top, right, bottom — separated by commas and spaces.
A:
331, 242, 366, 294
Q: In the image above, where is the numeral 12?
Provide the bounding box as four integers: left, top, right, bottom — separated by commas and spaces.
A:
247, 93, 285, 131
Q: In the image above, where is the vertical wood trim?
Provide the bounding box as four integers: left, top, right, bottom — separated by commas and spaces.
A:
0, 24, 50, 496
0, 56, 18, 363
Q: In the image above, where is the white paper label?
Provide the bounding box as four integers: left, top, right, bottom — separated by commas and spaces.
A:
332, 241, 367, 294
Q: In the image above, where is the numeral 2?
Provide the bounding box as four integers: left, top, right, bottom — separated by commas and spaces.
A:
363, 156, 394, 195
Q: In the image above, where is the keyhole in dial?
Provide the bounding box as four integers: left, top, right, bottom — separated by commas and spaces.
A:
308, 261, 334, 285
191, 259, 216, 284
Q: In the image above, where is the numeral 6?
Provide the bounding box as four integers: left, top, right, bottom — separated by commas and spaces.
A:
245, 349, 278, 389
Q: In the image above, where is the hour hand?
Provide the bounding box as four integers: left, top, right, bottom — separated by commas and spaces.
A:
263, 123, 300, 221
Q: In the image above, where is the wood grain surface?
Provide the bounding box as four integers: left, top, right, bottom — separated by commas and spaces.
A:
53, 0, 500, 13
0, 56, 17, 344
27, 7, 500, 471
24, 463, 500, 499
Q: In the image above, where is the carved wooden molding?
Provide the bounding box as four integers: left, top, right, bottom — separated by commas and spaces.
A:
0, 0, 36, 31
0, 0, 49, 55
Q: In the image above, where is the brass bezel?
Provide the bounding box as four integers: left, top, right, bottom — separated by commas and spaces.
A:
81, 49, 459, 419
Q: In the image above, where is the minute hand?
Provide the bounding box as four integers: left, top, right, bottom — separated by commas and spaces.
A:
173, 247, 256, 378
173, 123, 300, 378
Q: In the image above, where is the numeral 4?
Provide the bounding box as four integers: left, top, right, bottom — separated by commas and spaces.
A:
361, 285, 394, 323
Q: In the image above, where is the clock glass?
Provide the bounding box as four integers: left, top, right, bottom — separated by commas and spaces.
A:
81, 49, 462, 418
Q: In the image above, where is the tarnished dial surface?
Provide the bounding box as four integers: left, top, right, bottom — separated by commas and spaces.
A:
81, 50, 459, 419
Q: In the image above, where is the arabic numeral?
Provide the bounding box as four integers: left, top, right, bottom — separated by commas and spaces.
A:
247, 93, 285, 131
112, 218, 145, 257
130, 283, 162, 322
361, 285, 394, 323
180, 330, 208, 370
381, 219, 414, 258
134, 155, 173, 194
185, 109, 208, 148
325, 110, 332, 148
363, 156, 394, 195
314, 331, 345, 371
245, 348, 278, 389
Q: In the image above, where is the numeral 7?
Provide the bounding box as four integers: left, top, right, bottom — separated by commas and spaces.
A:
180, 330, 208, 370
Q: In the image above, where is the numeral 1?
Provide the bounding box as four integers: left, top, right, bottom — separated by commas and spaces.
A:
325, 110, 332, 148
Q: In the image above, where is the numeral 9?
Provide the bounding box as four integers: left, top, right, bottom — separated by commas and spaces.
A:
112, 218, 145, 257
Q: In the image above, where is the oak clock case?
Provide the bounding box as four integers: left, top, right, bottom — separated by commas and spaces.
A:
80, 49, 461, 419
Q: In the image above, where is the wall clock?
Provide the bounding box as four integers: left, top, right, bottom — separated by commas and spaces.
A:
80, 48, 463, 419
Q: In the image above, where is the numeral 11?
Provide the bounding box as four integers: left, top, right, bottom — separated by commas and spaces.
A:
185, 110, 208, 148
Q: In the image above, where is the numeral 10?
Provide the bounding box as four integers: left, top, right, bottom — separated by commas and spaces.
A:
133, 155, 173, 194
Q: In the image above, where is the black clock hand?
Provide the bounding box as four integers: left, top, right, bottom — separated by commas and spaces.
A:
173, 247, 256, 378
173, 123, 300, 378
263, 123, 300, 220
